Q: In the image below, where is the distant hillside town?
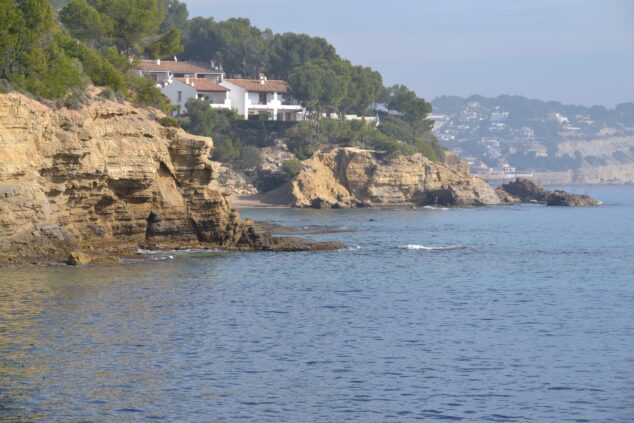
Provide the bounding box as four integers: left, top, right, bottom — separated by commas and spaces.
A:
430, 95, 634, 183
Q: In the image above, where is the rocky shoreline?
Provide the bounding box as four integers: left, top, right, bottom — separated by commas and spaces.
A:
0, 92, 343, 266
0, 92, 599, 266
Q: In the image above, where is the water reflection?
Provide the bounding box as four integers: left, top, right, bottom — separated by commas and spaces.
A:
0, 259, 225, 422
1, 189, 633, 421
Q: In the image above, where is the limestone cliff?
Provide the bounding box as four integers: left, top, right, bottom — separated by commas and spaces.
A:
533, 136, 634, 185
0, 92, 259, 264
276, 148, 500, 208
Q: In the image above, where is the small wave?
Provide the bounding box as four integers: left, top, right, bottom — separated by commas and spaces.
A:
137, 248, 160, 255
423, 205, 449, 211
137, 248, 219, 255
400, 244, 468, 251
152, 255, 174, 261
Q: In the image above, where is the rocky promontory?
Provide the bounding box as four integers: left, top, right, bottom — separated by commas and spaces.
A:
254, 147, 500, 208
0, 92, 339, 265
496, 178, 599, 206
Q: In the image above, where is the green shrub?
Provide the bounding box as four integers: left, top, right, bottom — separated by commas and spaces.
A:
158, 117, 180, 128
285, 123, 318, 159
237, 145, 262, 170
58, 35, 126, 92
60, 87, 88, 109
213, 138, 240, 163
182, 99, 233, 137
282, 159, 302, 177
98, 87, 117, 100
0, 79, 13, 94
125, 74, 171, 113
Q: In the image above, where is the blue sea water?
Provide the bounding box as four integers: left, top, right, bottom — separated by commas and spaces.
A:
1, 185, 633, 422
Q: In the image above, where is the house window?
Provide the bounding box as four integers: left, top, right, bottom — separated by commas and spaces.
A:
259, 92, 267, 105
177, 91, 182, 102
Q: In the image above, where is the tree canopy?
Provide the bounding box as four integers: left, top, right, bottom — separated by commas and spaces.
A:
1, 0, 85, 99
58, 0, 189, 64
0, 0, 443, 160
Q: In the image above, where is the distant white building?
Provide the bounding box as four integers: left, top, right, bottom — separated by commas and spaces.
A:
490, 111, 508, 122
161, 77, 231, 113
220, 75, 303, 121
428, 113, 449, 131
549, 112, 570, 125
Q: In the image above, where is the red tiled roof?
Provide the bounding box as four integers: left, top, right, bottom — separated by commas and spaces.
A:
137, 60, 222, 75
175, 78, 228, 92
225, 79, 289, 93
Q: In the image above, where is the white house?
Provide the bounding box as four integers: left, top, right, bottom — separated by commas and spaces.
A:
160, 77, 231, 113
137, 61, 302, 120
136, 59, 224, 84
220, 75, 303, 121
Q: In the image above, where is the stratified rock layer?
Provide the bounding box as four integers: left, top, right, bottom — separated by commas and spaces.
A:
0, 92, 256, 264
285, 148, 500, 208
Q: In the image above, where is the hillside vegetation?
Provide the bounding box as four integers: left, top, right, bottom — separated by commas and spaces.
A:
1, 0, 444, 167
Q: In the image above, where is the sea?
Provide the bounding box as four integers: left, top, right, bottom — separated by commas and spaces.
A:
1, 185, 633, 422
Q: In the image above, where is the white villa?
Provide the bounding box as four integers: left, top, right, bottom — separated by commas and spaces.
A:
136, 59, 304, 120
221, 75, 303, 121
160, 77, 231, 113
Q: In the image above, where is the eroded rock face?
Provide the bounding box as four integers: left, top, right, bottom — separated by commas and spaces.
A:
287, 148, 500, 208
0, 92, 256, 264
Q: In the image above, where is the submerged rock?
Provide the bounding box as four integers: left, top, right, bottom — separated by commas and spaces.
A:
496, 178, 599, 206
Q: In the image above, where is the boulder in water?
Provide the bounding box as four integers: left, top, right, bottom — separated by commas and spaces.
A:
546, 190, 599, 206
496, 178, 598, 206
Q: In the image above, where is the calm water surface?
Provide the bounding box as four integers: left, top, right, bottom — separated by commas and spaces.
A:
1, 186, 633, 422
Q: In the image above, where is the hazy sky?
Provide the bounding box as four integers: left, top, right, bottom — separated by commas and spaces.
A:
183, 0, 634, 107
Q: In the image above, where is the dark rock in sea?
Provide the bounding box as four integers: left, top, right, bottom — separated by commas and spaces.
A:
495, 178, 550, 203
496, 178, 599, 207
546, 190, 599, 207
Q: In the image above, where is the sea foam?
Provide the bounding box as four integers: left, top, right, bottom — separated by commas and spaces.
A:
400, 244, 467, 251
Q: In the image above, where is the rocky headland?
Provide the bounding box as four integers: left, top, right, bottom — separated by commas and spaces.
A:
495, 178, 599, 206
244, 147, 501, 208
0, 92, 341, 265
